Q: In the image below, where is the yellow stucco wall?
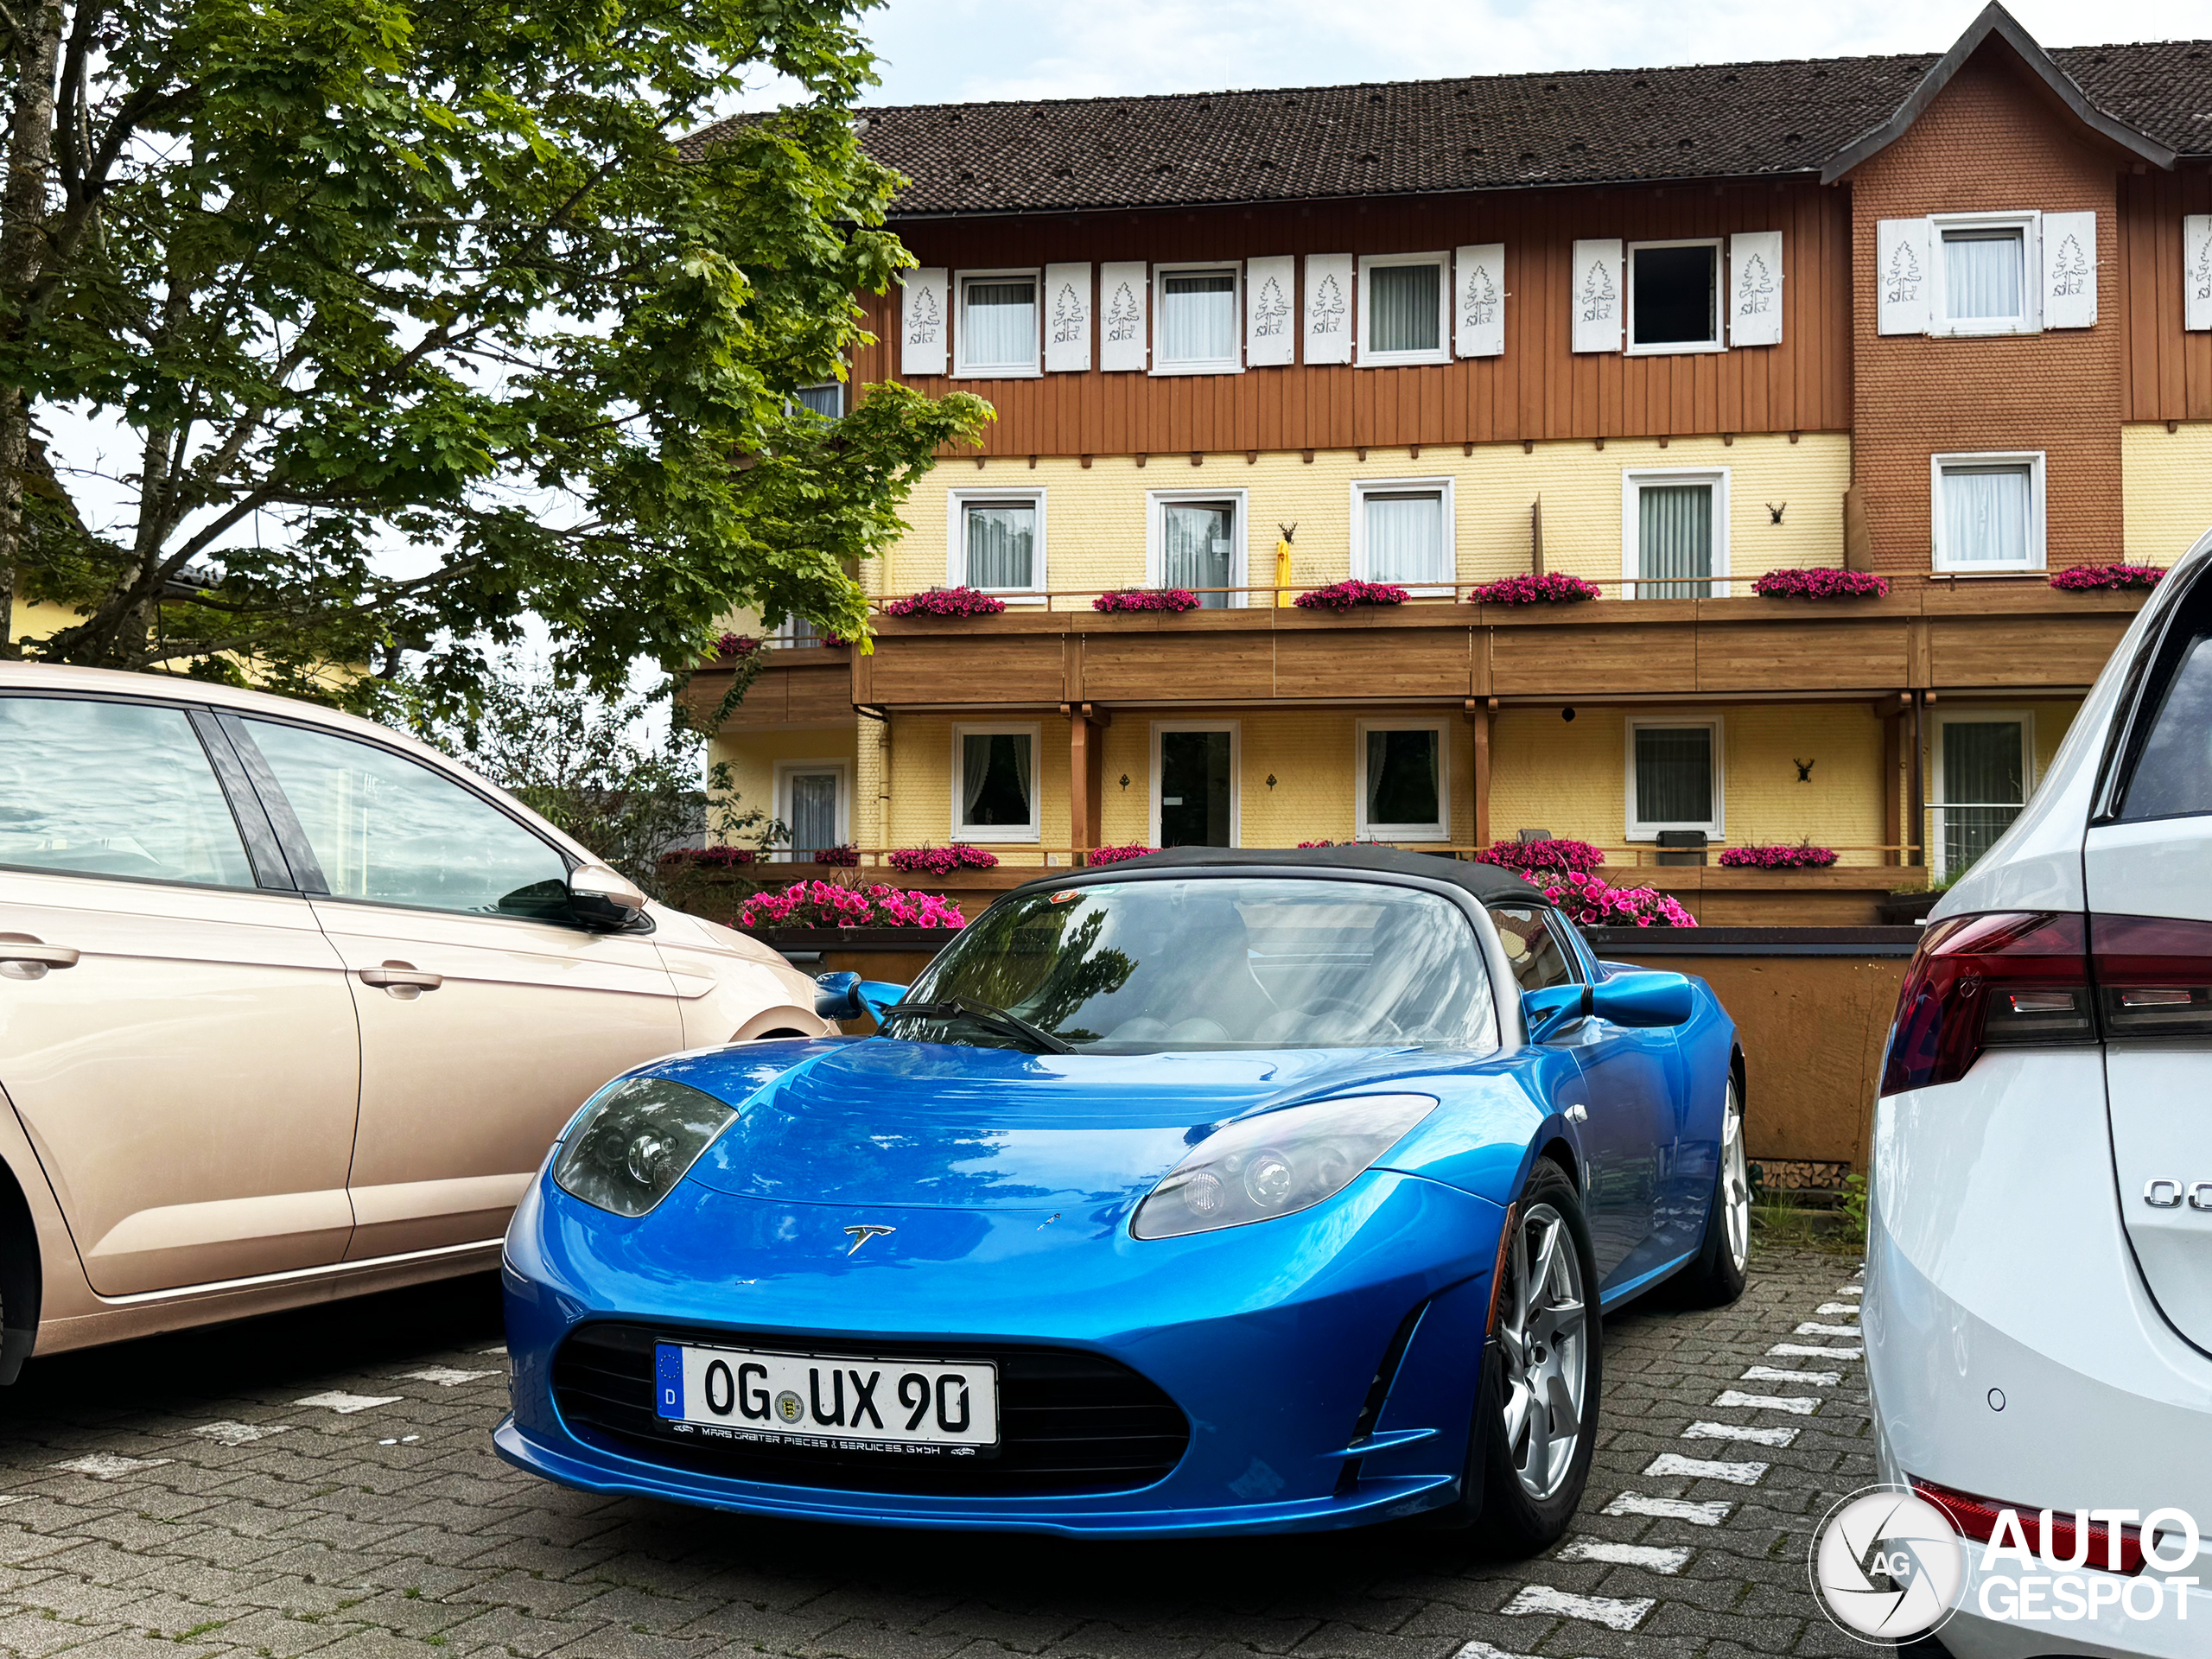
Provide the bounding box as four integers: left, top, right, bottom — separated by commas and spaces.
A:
888, 434, 1851, 600
2122, 422, 2212, 567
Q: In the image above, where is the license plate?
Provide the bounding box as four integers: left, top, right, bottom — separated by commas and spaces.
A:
653, 1342, 1000, 1453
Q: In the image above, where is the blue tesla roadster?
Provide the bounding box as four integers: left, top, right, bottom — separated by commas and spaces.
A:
496, 845, 1747, 1548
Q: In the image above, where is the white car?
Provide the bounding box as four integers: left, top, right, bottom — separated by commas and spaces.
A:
1867, 529, 2212, 1656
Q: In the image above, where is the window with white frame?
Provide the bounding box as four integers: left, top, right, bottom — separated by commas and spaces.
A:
1153, 265, 1242, 374
1933, 712, 2031, 879
1627, 717, 1724, 840
776, 760, 849, 859
1932, 453, 2044, 571
955, 271, 1040, 376
792, 382, 843, 418
1628, 240, 1722, 353
1358, 252, 1450, 365
952, 724, 1040, 842
1353, 478, 1452, 592
1357, 719, 1448, 841
1936, 216, 2035, 334
1623, 468, 1728, 598
949, 489, 1045, 594
1149, 491, 1245, 607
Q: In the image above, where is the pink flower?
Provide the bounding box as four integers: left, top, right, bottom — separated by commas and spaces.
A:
1094, 588, 1201, 613
1086, 843, 1157, 865
883, 586, 1008, 618
1718, 843, 1837, 869
1751, 569, 1891, 600
2051, 563, 2164, 592
1473, 838, 1608, 877
1467, 573, 1603, 606
1294, 579, 1409, 613
887, 844, 1001, 875
735, 880, 966, 931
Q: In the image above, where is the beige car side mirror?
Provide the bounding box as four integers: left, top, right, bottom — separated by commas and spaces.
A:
568, 862, 649, 930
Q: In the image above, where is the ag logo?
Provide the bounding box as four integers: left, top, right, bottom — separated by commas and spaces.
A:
1810, 1485, 1967, 1642
774, 1389, 804, 1425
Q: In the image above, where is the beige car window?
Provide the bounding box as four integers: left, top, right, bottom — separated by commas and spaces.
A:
0, 696, 255, 887
1487, 905, 1583, 993
243, 719, 571, 919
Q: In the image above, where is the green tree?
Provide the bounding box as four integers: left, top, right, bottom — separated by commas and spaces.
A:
0, 0, 988, 711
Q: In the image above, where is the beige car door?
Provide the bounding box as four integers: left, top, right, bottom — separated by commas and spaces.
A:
231, 715, 685, 1259
0, 694, 360, 1295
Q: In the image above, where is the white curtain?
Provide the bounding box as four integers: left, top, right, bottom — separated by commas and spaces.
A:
1363, 492, 1446, 584
1162, 502, 1235, 605
1637, 483, 1713, 597
1944, 231, 2024, 321
1160, 271, 1236, 363
1942, 467, 2031, 565
788, 773, 838, 855
963, 503, 1034, 588
1369, 264, 1440, 353
962, 735, 992, 824
962, 279, 1035, 368
1009, 734, 1032, 813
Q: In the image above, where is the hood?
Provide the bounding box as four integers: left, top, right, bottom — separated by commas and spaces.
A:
677, 1037, 1459, 1211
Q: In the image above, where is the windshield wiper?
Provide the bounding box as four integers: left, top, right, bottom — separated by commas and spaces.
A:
878, 995, 1076, 1055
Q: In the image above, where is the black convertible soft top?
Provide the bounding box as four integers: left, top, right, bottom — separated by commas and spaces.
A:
1006, 844, 1540, 906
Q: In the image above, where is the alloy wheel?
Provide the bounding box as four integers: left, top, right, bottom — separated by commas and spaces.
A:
1720, 1080, 1750, 1274
1497, 1200, 1589, 1501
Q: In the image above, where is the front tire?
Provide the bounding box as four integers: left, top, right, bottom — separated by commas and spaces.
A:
1474, 1160, 1600, 1554
1675, 1074, 1751, 1307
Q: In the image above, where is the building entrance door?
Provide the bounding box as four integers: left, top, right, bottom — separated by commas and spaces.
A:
1156, 727, 1235, 848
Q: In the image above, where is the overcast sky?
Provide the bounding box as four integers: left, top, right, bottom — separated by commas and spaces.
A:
847, 0, 2211, 105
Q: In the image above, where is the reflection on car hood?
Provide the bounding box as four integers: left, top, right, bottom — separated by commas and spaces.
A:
677, 1038, 1458, 1210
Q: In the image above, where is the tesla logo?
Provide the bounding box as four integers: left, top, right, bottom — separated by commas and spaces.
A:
2142, 1179, 2212, 1210
842, 1224, 896, 1255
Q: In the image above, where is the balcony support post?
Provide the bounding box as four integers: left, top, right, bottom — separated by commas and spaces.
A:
1466, 698, 1497, 852
1064, 703, 1109, 863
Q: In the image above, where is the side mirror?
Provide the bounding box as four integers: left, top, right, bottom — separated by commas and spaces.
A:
1589, 969, 1695, 1027
814, 972, 909, 1025
569, 863, 648, 930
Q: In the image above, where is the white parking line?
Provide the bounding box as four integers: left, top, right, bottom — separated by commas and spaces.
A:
53, 1454, 169, 1479
1684, 1420, 1798, 1447
190, 1421, 289, 1446
1713, 1389, 1818, 1414
1768, 1342, 1862, 1359
1838, 1284, 1864, 1295
1449, 1643, 1541, 1659
1815, 1302, 1860, 1316
1557, 1537, 1693, 1574
1604, 1491, 1734, 1525
1644, 1452, 1768, 1484
399, 1368, 498, 1387
1742, 1364, 1840, 1385
1498, 1585, 1655, 1631
1795, 1322, 1861, 1338
294, 1391, 402, 1414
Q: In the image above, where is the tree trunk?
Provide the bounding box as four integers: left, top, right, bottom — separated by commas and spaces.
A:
0, 0, 64, 658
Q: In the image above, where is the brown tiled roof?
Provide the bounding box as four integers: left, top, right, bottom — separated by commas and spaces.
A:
682, 35, 2212, 219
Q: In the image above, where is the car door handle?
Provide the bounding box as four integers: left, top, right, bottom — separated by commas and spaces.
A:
359, 962, 443, 995
1564, 1103, 1589, 1123
0, 938, 80, 980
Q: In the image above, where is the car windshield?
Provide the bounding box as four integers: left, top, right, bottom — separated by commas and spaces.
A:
899, 877, 1497, 1052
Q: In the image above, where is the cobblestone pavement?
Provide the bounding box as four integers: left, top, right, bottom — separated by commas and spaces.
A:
0, 1243, 1877, 1659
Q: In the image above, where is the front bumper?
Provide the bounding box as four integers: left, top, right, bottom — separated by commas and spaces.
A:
1867, 1052, 2212, 1657
498, 1166, 1506, 1536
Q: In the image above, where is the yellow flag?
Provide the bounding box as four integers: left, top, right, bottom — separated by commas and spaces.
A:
1274, 539, 1294, 607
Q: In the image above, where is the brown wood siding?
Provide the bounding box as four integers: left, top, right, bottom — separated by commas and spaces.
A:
850, 179, 1853, 456
2119, 165, 2212, 423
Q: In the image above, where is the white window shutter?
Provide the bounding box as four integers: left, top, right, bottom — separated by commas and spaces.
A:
1305, 253, 1354, 365
1245, 256, 1296, 365
2188, 216, 2212, 333
1728, 232, 1783, 347
1454, 244, 1505, 358
1042, 263, 1092, 372
1570, 239, 1622, 353
1099, 260, 1147, 372
900, 268, 949, 377
2041, 212, 2096, 330
1876, 219, 1931, 336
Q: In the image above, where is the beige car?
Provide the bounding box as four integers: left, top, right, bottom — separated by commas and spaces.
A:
0, 664, 830, 1377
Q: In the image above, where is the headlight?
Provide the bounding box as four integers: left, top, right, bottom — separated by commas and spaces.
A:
1131, 1094, 1436, 1240
550, 1077, 736, 1217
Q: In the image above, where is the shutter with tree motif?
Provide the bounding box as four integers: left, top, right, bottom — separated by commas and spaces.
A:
1876, 219, 1931, 335
1727, 232, 1783, 347
1569, 239, 1622, 353
1454, 244, 1505, 358
2186, 217, 2212, 333
1304, 254, 1354, 365
1245, 256, 1296, 365
900, 268, 949, 377
2040, 213, 2095, 330
1043, 263, 1092, 372
1099, 261, 1148, 372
